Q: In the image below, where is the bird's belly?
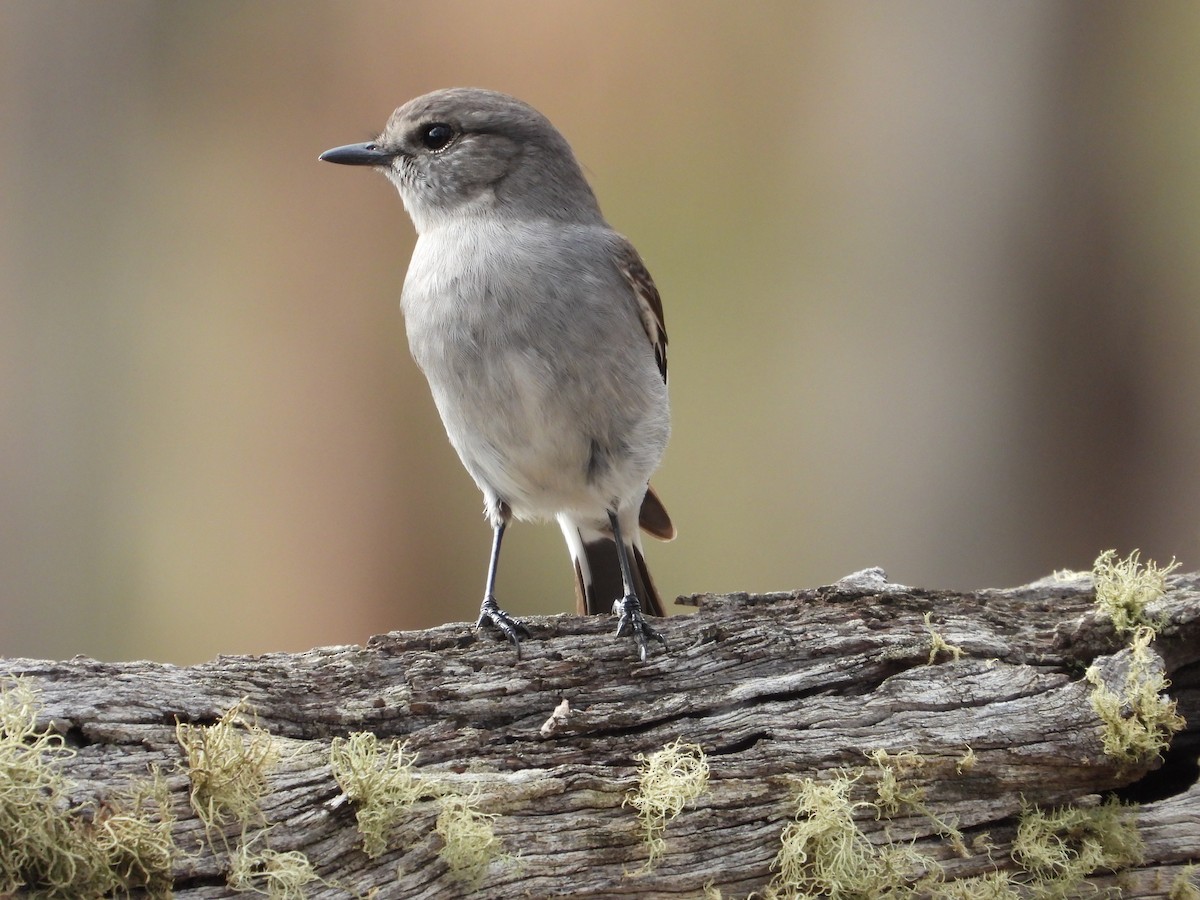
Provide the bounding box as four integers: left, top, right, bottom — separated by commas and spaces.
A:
424, 345, 663, 521
402, 231, 669, 521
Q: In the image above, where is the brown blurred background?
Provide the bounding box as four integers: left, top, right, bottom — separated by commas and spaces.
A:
2, 2, 1197, 664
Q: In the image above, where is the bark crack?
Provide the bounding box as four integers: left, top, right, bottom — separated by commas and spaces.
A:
1, 569, 1197, 898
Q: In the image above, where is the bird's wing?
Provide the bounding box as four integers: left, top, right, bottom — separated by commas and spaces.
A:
614, 240, 674, 540
616, 243, 668, 383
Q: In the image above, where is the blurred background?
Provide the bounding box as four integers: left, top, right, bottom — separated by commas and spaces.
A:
2, 2, 1197, 664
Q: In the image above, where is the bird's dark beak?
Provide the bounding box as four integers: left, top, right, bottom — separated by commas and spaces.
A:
319, 142, 394, 166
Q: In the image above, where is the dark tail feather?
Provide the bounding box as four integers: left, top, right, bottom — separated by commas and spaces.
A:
573, 538, 665, 617
639, 484, 676, 541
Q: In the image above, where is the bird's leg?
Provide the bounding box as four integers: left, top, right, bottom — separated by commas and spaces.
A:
608, 510, 667, 661
475, 503, 530, 657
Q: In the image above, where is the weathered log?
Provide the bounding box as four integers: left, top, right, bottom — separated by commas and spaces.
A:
1, 567, 1197, 898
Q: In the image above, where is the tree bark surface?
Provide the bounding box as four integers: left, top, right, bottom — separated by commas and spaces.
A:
2, 568, 1198, 898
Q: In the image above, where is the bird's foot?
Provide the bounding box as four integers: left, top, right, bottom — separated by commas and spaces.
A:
612, 595, 668, 662
476, 595, 531, 659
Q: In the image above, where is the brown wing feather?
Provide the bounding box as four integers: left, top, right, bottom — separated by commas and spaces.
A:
615, 244, 675, 541
617, 246, 668, 383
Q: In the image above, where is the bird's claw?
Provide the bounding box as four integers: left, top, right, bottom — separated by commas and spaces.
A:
476, 595, 531, 659
612, 595, 668, 662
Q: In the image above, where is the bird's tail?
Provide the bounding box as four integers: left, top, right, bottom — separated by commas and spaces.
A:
559, 485, 674, 617
569, 533, 664, 617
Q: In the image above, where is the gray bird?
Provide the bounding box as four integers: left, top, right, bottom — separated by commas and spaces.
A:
320, 88, 674, 660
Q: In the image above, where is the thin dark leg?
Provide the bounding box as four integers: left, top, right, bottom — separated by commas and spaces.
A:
484, 517, 506, 599
608, 510, 667, 661
475, 507, 530, 658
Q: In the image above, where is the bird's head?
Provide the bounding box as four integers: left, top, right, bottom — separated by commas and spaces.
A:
320, 88, 602, 232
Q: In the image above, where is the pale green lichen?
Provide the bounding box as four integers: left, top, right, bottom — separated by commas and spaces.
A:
1011, 798, 1142, 899
865, 748, 927, 818
766, 778, 1147, 899
1085, 625, 1185, 762
0, 678, 177, 897
929, 872, 1020, 899
955, 746, 978, 775
330, 731, 507, 884
866, 749, 965, 857
770, 773, 873, 897
329, 731, 423, 858
768, 771, 942, 899
176, 699, 280, 831
0, 678, 89, 894
626, 739, 710, 867
228, 836, 319, 899
1092, 549, 1179, 635
767, 750, 973, 897
1169, 864, 1200, 900
763, 751, 1152, 899
923, 612, 965, 664
436, 787, 502, 885
91, 766, 177, 895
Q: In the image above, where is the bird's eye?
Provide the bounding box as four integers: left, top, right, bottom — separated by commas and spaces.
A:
420, 123, 455, 152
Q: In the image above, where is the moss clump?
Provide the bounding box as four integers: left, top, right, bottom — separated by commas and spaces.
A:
1011, 798, 1142, 899
436, 788, 502, 885
865, 748, 927, 817
176, 699, 280, 831
770, 773, 875, 897
330, 731, 510, 886
765, 746, 1150, 899
176, 702, 339, 897
923, 612, 965, 664
956, 746, 977, 775
626, 739, 710, 867
0, 678, 92, 894
761, 748, 1157, 900
228, 836, 319, 899
1092, 549, 1178, 635
1085, 625, 1185, 763
1170, 864, 1200, 900
0, 678, 176, 897
865, 749, 965, 857
769, 772, 941, 898
929, 872, 1020, 899
329, 731, 423, 858
90, 766, 176, 894
768, 773, 1145, 899
766, 748, 984, 897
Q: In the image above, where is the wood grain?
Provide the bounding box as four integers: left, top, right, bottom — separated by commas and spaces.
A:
2, 568, 1197, 898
